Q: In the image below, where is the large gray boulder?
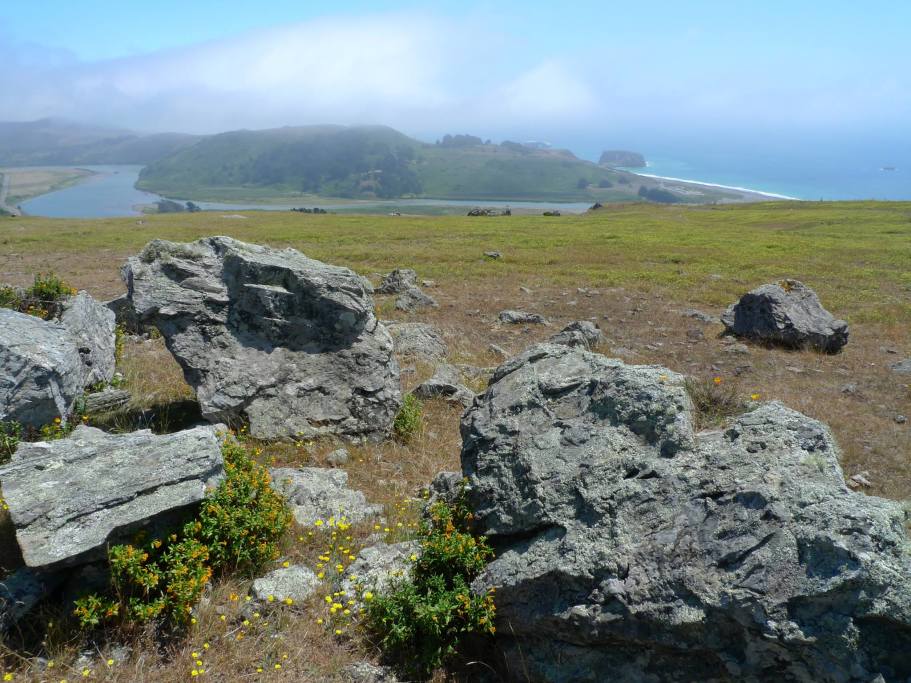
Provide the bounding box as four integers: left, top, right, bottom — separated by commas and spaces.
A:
461, 343, 911, 682
412, 364, 475, 408
0, 425, 223, 568
0, 308, 84, 426
721, 280, 849, 353
124, 236, 401, 440
59, 291, 117, 387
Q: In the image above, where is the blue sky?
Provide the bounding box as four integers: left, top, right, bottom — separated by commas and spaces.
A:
0, 1, 908, 150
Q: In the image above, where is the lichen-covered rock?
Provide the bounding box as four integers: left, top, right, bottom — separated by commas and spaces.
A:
721, 280, 849, 353
82, 388, 131, 414
0, 308, 83, 426
251, 565, 319, 604
376, 268, 417, 294
124, 236, 401, 440
341, 541, 420, 598
0, 425, 223, 568
498, 310, 548, 325
547, 320, 603, 348
270, 467, 382, 526
461, 343, 911, 682
58, 291, 117, 387
412, 364, 475, 408
0, 568, 66, 632
395, 287, 438, 312
386, 322, 448, 360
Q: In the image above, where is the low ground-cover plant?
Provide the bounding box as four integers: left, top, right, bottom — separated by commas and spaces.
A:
393, 394, 423, 442
365, 487, 496, 678
0, 421, 22, 464
0, 272, 76, 319
74, 438, 291, 628
685, 376, 750, 430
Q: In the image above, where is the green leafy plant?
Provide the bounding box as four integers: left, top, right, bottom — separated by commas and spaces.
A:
365, 489, 496, 677
0, 272, 76, 319
393, 394, 423, 443
74, 438, 291, 629
0, 421, 22, 464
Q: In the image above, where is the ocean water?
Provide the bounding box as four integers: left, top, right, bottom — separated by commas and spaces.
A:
598, 135, 911, 201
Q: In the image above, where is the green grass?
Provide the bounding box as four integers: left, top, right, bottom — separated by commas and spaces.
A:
4, 201, 909, 324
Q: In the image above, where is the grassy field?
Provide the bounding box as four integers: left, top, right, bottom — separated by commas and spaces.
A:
0, 166, 95, 206
1, 200, 910, 681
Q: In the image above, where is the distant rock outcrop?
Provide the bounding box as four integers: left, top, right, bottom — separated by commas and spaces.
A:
124, 236, 401, 440
461, 343, 911, 682
0, 425, 223, 568
598, 150, 646, 167
721, 280, 849, 353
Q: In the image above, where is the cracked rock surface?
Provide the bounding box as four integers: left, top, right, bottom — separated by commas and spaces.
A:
461, 343, 911, 683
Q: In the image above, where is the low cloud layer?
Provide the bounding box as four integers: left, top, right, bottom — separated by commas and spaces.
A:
0, 10, 908, 148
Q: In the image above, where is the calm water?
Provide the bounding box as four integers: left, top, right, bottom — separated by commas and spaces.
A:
21, 166, 165, 218
20, 166, 593, 217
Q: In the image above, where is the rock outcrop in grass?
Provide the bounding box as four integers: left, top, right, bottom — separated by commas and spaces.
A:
124, 236, 401, 440
461, 343, 911, 682
721, 279, 849, 352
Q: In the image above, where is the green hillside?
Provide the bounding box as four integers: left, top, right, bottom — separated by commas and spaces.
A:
0, 119, 200, 166
137, 125, 636, 202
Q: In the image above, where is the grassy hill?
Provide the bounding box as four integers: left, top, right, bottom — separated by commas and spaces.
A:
0, 119, 200, 166
137, 124, 645, 202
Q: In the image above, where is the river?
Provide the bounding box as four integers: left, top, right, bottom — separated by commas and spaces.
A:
19, 166, 594, 217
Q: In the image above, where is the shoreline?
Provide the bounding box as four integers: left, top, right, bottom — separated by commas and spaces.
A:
631, 170, 799, 201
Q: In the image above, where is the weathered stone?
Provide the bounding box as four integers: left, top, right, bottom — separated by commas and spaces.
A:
547, 320, 603, 348
386, 322, 447, 360
326, 448, 350, 467
251, 565, 319, 604
681, 308, 718, 324
270, 467, 382, 526
461, 343, 911, 682
376, 268, 417, 294
82, 388, 131, 414
721, 280, 849, 353
341, 541, 420, 598
890, 359, 911, 374
0, 308, 83, 426
59, 291, 117, 387
498, 310, 548, 325
394, 287, 438, 312
412, 364, 475, 408
0, 425, 223, 568
344, 662, 401, 683
124, 236, 401, 440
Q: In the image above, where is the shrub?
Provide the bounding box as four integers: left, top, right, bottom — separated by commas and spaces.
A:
685, 376, 746, 429
0, 272, 76, 319
393, 394, 423, 442
73, 438, 291, 628
365, 490, 496, 677
0, 421, 21, 464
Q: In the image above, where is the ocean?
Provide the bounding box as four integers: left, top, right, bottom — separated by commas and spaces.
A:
573, 133, 911, 201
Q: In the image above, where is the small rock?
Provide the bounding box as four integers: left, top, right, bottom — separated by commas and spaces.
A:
890, 359, 911, 374
412, 365, 475, 408
376, 269, 417, 295
724, 343, 751, 355
344, 662, 400, 683
519, 286, 532, 294
421, 279, 436, 288
840, 383, 858, 395
386, 322, 447, 361
395, 287, 439, 312
251, 565, 319, 604
896, 415, 908, 424
82, 388, 131, 414
326, 448, 350, 467
681, 308, 717, 324
270, 467, 382, 526
498, 310, 548, 325
341, 541, 420, 598
488, 343, 509, 358
484, 251, 501, 259
547, 320, 603, 349
848, 471, 874, 488
686, 328, 705, 342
